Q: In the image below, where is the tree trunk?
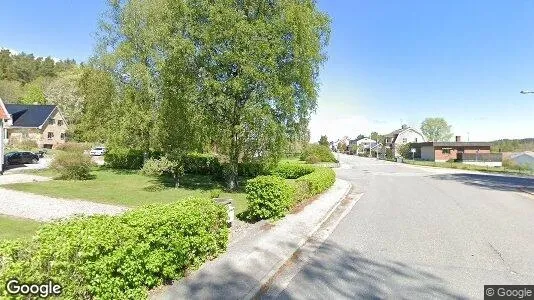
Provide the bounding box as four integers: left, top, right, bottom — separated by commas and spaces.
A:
227, 129, 240, 190
174, 174, 180, 188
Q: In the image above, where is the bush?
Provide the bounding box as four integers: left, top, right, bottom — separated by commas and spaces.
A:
183, 153, 222, 176
0, 198, 229, 299
9, 139, 38, 150
141, 156, 184, 188
238, 161, 272, 177
271, 163, 315, 179
296, 167, 335, 197
305, 155, 320, 164
55, 142, 93, 152
245, 176, 295, 220
300, 144, 337, 163
50, 151, 93, 180
105, 148, 145, 169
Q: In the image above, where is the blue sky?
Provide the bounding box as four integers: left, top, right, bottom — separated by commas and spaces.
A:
1, 0, 533, 141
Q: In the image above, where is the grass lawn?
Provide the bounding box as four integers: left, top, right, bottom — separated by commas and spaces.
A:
403, 160, 534, 176
0, 215, 42, 241
4, 169, 249, 214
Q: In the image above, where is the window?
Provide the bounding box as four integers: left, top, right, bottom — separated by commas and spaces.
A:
442, 148, 451, 154
60, 133, 65, 140
47, 132, 54, 139
58, 120, 63, 126
49, 119, 55, 125
415, 138, 418, 142
402, 138, 407, 143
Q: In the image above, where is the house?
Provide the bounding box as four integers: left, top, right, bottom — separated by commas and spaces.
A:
0, 99, 11, 173
4, 104, 67, 149
356, 137, 377, 149
509, 151, 534, 168
384, 125, 426, 156
414, 136, 501, 166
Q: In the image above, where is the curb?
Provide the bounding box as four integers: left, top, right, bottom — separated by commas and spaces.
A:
244, 178, 352, 299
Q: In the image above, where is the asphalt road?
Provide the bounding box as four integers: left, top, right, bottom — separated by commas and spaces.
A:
263, 154, 534, 299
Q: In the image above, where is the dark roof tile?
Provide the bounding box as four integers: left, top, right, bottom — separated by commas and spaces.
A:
5, 104, 56, 127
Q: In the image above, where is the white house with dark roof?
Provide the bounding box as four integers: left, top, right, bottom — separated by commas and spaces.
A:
384, 124, 426, 156
4, 103, 68, 149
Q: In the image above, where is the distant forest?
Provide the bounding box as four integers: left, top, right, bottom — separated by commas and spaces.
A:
0, 48, 77, 103
491, 138, 534, 152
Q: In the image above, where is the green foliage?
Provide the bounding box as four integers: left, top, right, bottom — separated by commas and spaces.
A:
421, 118, 453, 142
141, 156, 185, 188
96, 0, 331, 190
9, 139, 38, 150
0, 198, 229, 299
385, 148, 394, 160
396, 143, 414, 159
20, 81, 46, 104
50, 151, 93, 180
183, 153, 222, 176
318, 135, 329, 146
104, 148, 145, 169
337, 142, 347, 153
271, 163, 315, 179
491, 138, 534, 152
54, 142, 92, 152
300, 144, 338, 163
237, 161, 272, 178
0, 80, 23, 100
245, 176, 295, 220
295, 167, 335, 197
305, 155, 321, 164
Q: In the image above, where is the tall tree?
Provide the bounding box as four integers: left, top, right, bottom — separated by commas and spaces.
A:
97, 0, 331, 189
421, 117, 453, 142
319, 135, 329, 146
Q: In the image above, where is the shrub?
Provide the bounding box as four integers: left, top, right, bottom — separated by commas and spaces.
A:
183, 153, 222, 176
300, 144, 337, 163
141, 156, 184, 188
305, 155, 320, 164
238, 161, 271, 177
50, 151, 93, 180
55, 142, 92, 152
0, 198, 229, 299
105, 148, 145, 169
245, 176, 295, 220
9, 139, 38, 150
271, 163, 315, 179
296, 167, 335, 197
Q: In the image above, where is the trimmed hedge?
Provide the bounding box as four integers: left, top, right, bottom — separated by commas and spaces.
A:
183, 153, 222, 175
0, 198, 229, 299
271, 163, 315, 179
300, 144, 338, 163
238, 161, 271, 178
105, 148, 145, 169
296, 167, 336, 197
245, 176, 295, 220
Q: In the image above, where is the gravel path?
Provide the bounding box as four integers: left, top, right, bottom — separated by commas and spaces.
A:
0, 174, 51, 185
0, 188, 127, 221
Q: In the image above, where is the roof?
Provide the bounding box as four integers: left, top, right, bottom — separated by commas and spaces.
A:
0, 98, 9, 120
384, 128, 403, 137
414, 142, 493, 147
5, 104, 57, 127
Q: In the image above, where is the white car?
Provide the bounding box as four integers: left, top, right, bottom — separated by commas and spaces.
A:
90, 147, 107, 156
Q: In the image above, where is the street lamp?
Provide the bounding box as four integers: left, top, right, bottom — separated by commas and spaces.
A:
520, 90, 534, 94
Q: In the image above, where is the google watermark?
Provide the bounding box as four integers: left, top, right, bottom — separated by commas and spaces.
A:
485, 285, 534, 299
5, 279, 62, 298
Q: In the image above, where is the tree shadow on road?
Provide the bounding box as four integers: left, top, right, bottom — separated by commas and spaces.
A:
430, 173, 534, 193
151, 238, 467, 299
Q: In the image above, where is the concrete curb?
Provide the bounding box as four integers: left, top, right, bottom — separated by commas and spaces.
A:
244, 178, 352, 299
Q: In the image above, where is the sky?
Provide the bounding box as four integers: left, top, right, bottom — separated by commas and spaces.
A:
1, 0, 533, 142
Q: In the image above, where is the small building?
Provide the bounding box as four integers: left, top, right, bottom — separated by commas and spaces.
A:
4, 104, 67, 149
0, 99, 11, 173
415, 138, 501, 166
384, 125, 426, 156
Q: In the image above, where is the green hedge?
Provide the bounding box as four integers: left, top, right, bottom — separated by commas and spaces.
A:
0, 198, 229, 299
238, 161, 272, 178
300, 144, 338, 163
271, 163, 315, 179
105, 148, 145, 169
296, 167, 336, 197
183, 153, 222, 175
245, 176, 295, 220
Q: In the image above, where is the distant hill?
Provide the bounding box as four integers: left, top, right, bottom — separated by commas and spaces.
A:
491, 138, 534, 152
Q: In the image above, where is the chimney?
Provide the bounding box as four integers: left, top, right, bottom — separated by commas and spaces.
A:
455, 136, 462, 142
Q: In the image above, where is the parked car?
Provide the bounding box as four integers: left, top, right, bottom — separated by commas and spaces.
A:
4, 151, 40, 165
90, 147, 107, 156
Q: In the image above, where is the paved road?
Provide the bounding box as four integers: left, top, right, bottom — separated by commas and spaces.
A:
264, 154, 534, 299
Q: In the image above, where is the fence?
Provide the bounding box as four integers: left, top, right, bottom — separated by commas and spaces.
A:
461, 153, 502, 162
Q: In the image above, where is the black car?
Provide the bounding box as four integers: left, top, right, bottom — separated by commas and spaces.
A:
4, 151, 40, 165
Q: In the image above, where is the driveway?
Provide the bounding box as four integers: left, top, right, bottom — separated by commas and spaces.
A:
3, 156, 52, 174
263, 154, 534, 299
